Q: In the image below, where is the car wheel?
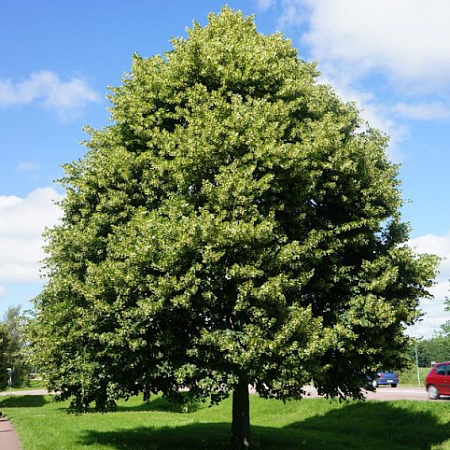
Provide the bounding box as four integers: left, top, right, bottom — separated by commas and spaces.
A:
372, 379, 378, 388
391, 384, 397, 388
427, 385, 440, 400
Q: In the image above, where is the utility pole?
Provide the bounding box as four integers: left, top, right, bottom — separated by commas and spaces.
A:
415, 344, 420, 385
6, 368, 12, 394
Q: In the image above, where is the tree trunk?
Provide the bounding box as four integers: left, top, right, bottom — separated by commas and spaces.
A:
231, 379, 250, 449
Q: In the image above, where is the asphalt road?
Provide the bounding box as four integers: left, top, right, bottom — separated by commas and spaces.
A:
0, 389, 50, 397
302, 385, 448, 401
364, 386, 430, 401
1, 386, 448, 402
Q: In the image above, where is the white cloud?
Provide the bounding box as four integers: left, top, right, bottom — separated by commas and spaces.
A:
391, 102, 450, 121
263, 0, 450, 158
0, 188, 63, 282
276, 0, 309, 28
256, 0, 276, 11
0, 70, 100, 120
291, 0, 450, 90
17, 162, 40, 173
408, 232, 450, 339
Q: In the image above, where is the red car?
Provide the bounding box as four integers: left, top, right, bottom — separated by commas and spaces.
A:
425, 362, 450, 399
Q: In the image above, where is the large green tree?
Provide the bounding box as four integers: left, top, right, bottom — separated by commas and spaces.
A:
29, 8, 437, 448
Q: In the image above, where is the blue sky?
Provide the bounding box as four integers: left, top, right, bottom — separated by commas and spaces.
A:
1, 0, 450, 338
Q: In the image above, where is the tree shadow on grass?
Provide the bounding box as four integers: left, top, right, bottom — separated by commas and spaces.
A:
81, 423, 231, 450
0, 395, 49, 408
79, 401, 450, 450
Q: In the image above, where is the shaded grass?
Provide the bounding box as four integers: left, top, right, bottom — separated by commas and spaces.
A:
0, 395, 49, 408
1, 394, 450, 449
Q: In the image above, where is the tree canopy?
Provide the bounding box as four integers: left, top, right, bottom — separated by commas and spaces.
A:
29, 7, 438, 448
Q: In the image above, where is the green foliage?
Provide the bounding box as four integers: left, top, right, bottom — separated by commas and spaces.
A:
0, 324, 10, 390
397, 366, 430, 386
440, 297, 450, 336
411, 336, 450, 367
408, 299, 450, 368
3, 306, 30, 387
29, 7, 437, 414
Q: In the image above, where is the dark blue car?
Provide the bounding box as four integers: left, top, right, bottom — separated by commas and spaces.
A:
369, 371, 399, 388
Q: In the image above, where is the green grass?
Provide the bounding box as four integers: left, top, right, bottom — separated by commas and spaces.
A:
2, 394, 450, 449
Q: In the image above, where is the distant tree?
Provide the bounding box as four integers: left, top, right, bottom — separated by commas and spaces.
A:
29, 8, 438, 449
3, 306, 28, 387
417, 296, 450, 366
410, 295, 450, 366
412, 335, 450, 367
0, 325, 10, 391
411, 340, 429, 368
440, 297, 450, 336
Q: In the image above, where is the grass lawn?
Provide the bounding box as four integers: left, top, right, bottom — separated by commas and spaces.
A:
1, 394, 450, 450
